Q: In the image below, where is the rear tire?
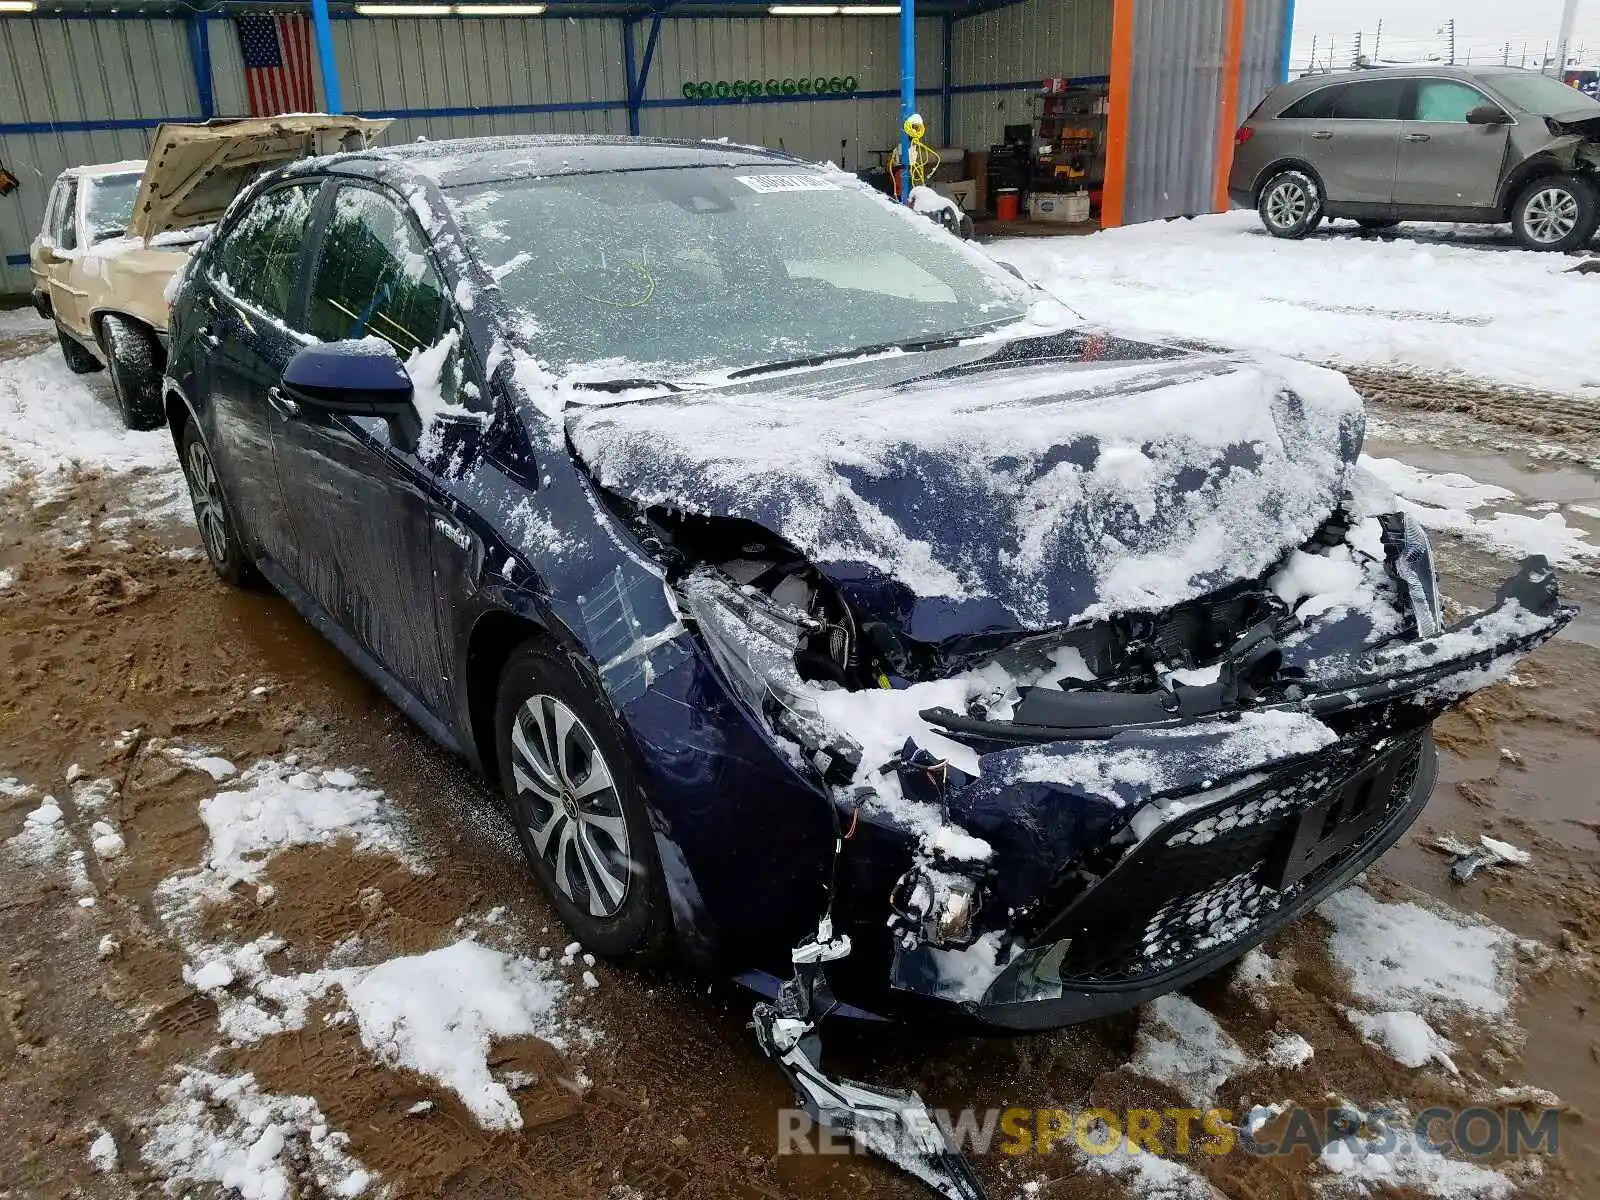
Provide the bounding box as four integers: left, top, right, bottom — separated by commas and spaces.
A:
56, 324, 101, 374
1257, 169, 1323, 239
102, 315, 164, 431
1511, 175, 1600, 252
494, 637, 673, 966
178, 418, 258, 588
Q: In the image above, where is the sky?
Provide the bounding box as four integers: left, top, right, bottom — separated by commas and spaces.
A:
1290, 0, 1600, 71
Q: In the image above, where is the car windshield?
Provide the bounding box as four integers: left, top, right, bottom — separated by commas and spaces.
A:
447, 166, 1031, 376
1484, 70, 1600, 116
83, 171, 143, 244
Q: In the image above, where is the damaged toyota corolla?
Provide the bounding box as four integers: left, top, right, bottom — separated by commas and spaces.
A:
165, 136, 1573, 1199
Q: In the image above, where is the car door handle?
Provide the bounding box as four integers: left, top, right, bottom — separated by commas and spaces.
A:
1403, 133, 1432, 142
1310, 130, 1333, 140
266, 386, 300, 420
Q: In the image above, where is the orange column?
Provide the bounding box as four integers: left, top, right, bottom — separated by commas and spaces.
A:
1101, 0, 1137, 228
1213, 0, 1250, 212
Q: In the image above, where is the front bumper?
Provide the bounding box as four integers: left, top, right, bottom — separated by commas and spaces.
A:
875, 557, 1571, 1029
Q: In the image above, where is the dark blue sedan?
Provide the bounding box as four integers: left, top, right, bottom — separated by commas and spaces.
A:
162, 134, 1570, 1197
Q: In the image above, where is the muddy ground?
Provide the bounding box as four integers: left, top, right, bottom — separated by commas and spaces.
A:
2, 316, 1599, 1200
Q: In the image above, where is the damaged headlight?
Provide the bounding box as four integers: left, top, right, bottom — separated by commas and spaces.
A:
889, 866, 982, 949
679, 570, 863, 785
1381, 512, 1443, 638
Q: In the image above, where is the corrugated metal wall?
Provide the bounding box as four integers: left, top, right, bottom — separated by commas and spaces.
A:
637, 18, 944, 167
206, 15, 631, 143
1, 17, 198, 295
1239, 0, 1288, 120
1123, 0, 1227, 224
949, 0, 1112, 151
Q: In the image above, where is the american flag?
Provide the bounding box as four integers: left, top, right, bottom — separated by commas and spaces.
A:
234, 12, 316, 117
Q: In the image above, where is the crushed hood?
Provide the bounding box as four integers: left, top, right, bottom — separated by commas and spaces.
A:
129, 115, 390, 238
566, 332, 1366, 641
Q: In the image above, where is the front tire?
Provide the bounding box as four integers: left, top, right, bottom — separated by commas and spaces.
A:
1511, 175, 1600, 252
56, 324, 101, 374
101, 316, 163, 431
495, 638, 673, 966
1257, 169, 1323, 239
178, 418, 258, 588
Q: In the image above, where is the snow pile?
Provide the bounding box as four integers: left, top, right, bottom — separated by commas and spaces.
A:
0, 349, 175, 488
87, 1128, 118, 1173
182, 934, 358, 1046
6, 794, 68, 866
1127, 993, 1250, 1107
1362, 456, 1597, 569
341, 940, 571, 1130
165, 746, 238, 781
142, 1069, 375, 1199
182, 760, 409, 890
1076, 1129, 1220, 1199
1318, 887, 1516, 1019
1264, 1031, 1315, 1069
1346, 1009, 1458, 1073
1316, 1104, 1514, 1199
988, 211, 1600, 399
568, 349, 1362, 630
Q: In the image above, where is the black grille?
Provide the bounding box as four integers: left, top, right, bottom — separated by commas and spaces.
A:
1045, 733, 1425, 986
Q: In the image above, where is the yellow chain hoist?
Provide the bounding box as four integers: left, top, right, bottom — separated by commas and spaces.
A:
889, 112, 941, 197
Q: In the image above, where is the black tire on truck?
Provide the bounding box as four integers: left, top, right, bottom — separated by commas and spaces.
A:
101, 315, 164, 430
56, 323, 101, 374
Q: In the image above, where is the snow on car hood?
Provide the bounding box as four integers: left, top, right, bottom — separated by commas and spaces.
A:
566, 334, 1366, 640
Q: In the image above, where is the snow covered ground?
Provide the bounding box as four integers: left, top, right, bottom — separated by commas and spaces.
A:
990, 212, 1600, 400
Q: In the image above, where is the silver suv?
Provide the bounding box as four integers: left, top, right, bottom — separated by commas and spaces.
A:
1229, 66, 1600, 251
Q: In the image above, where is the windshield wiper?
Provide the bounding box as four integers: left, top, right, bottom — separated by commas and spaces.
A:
570, 377, 683, 394
728, 330, 993, 380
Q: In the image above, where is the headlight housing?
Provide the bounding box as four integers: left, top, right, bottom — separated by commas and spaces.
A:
679, 570, 863, 784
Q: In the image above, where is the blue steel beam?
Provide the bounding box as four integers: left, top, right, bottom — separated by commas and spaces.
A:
899, 0, 914, 201
310, 0, 343, 113
940, 13, 952, 146
185, 12, 215, 119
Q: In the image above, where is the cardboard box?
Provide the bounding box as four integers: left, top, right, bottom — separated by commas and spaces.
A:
1031, 192, 1092, 224
933, 180, 977, 210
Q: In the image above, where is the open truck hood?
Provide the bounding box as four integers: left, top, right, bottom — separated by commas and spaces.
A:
567, 332, 1366, 641
128, 114, 390, 239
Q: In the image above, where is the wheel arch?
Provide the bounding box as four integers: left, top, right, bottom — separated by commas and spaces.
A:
1251, 158, 1328, 206
92, 309, 168, 375
162, 379, 196, 457
1497, 154, 1578, 218
465, 606, 550, 784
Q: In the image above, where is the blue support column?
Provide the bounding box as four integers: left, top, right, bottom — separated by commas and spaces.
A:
899, 0, 916, 201
623, 17, 639, 135
311, 0, 342, 114
940, 13, 953, 147
186, 14, 215, 120
1281, 0, 1297, 80
635, 15, 663, 134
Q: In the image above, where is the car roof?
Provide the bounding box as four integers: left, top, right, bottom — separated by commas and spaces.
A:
1275, 64, 1546, 92
63, 159, 146, 181
313, 134, 813, 190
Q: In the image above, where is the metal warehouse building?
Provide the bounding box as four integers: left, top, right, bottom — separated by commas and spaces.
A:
1, 0, 1292, 297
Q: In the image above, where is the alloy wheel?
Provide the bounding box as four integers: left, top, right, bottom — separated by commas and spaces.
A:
510, 694, 632, 917
184, 440, 230, 565
1265, 179, 1309, 230
1524, 187, 1579, 244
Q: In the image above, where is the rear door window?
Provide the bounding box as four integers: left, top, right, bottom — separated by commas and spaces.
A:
1410, 80, 1497, 122
1331, 79, 1409, 120
211, 182, 322, 324
1279, 85, 1345, 120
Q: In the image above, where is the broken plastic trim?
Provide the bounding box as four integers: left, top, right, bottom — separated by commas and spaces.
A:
752, 918, 986, 1200
922, 556, 1572, 746
1381, 510, 1443, 638
679, 569, 863, 784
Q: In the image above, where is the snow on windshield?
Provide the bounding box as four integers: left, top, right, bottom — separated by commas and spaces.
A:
444, 165, 1028, 376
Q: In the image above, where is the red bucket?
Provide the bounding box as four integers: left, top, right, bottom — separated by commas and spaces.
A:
995, 189, 1020, 221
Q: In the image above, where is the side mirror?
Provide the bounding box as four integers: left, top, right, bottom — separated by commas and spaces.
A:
1466, 104, 1511, 125
282, 339, 414, 416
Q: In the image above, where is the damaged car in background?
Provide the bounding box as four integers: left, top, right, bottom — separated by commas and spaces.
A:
161, 137, 1575, 1200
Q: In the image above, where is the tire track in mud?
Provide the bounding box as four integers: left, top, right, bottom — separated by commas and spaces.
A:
1342, 367, 1600, 447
